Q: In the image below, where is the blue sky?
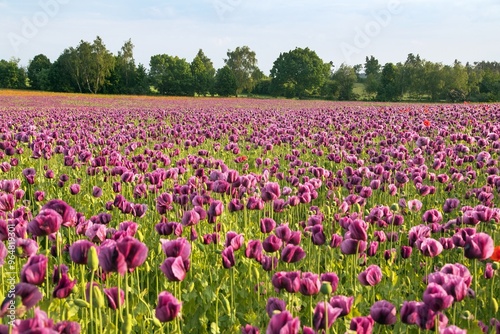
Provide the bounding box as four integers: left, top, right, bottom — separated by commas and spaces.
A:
1, 0, 499, 73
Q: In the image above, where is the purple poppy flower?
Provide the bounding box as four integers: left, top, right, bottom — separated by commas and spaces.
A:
116, 236, 148, 271
41, 199, 77, 227
263, 235, 283, 253
281, 244, 306, 263
222, 246, 236, 269
320, 272, 339, 293
416, 304, 448, 330
53, 273, 77, 299
103, 287, 125, 310
358, 265, 382, 286
272, 271, 300, 293
274, 223, 292, 242
53, 320, 81, 333
400, 301, 422, 325
160, 237, 191, 260
266, 311, 300, 334
52, 264, 69, 285
340, 238, 367, 255
422, 209, 443, 224
348, 219, 368, 241
160, 256, 187, 281
440, 325, 467, 334
440, 263, 472, 287
208, 200, 224, 217
485, 263, 494, 279
367, 241, 379, 257
423, 283, 454, 312
69, 240, 96, 265
329, 295, 354, 316
20, 254, 48, 286
245, 240, 263, 262
443, 198, 460, 213
0, 242, 6, 266
241, 324, 259, 334
16, 238, 39, 258
299, 272, 321, 296
11, 307, 54, 332
181, 209, 200, 227
464, 232, 494, 260
408, 224, 431, 247
261, 182, 281, 202
98, 240, 127, 275
85, 223, 107, 243
266, 297, 286, 317
260, 218, 276, 234
69, 184, 80, 195
418, 238, 443, 257
28, 208, 62, 237
156, 193, 173, 214
0, 283, 42, 317
330, 234, 343, 248
313, 301, 342, 331
260, 255, 278, 271
400, 245, 413, 259
228, 198, 244, 212
0, 193, 14, 212
22, 168, 36, 184
370, 300, 397, 325
349, 316, 374, 334
225, 231, 244, 251
155, 291, 181, 323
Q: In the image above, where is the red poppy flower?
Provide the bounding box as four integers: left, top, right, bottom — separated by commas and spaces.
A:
491, 246, 500, 262
423, 119, 431, 127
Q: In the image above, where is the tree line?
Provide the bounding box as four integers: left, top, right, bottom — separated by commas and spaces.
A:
1, 36, 499, 102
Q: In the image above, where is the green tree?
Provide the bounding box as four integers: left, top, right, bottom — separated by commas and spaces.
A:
149, 54, 193, 96
331, 63, 358, 100
364, 55, 381, 76
377, 63, 401, 101
214, 65, 237, 96
224, 46, 260, 95
270, 47, 330, 98
27, 54, 51, 90
364, 56, 381, 98
422, 61, 445, 101
0, 58, 27, 89
400, 53, 425, 98
191, 49, 215, 96
85, 36, 115, 94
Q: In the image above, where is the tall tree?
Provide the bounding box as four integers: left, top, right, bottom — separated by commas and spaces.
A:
331, 63, 358, 100
214, 66, 237, 96
224, 46, 259, 95
191, 49, 215, 96
270, 47, 330, 98
364, 56, 381, 76
149, 54, 193, 96
0, 58, 27, 89
377, 63, 400, 101
85, 36, 115, 94
115, 39, 136, 94
27, 54, 51, 90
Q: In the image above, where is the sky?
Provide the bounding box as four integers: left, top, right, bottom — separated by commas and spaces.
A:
1, 0, 499, 74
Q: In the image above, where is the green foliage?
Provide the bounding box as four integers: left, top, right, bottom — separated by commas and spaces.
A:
149, 54, 194, 96
270, 47, 330, 98
377, 62, 401, 101
191, 49, 216, 96
224, 46, 260, 95
0, 58, 27, 89
214, 66, 237, 97
27, 54, 51, 90
331, 64, 358, 100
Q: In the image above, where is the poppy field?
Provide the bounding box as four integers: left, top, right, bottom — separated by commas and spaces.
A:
0, 91, 499, 333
